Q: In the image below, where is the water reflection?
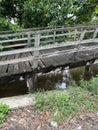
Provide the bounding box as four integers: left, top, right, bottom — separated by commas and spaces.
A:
37, 64, 98, 90
0, 64, 98, 98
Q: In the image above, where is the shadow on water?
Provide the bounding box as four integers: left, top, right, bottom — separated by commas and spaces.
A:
70, 64, 98, 82
0, 64, 98, 98
0, 80, 28, 98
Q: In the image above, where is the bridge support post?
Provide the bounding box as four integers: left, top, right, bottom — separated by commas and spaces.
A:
25, 74, 37, 93
84, 61, 94, 80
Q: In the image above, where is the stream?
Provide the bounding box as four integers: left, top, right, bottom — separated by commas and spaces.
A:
0, 64, 98, 98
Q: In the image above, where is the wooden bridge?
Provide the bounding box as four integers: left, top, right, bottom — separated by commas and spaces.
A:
0, 25, 98, 92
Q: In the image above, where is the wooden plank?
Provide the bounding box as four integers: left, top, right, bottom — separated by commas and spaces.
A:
18, 53, 27, 73
26, 52, 34, 67
42, 45, 98, 59
42, 56, 58, 67
0, 25, 97, 43
0, 56, 7, 72
40, 48, 58, 55
53, 55, 65, 66
33, 34, 40, 68
79, 29, 86, 41
74, 29, 77, 40
52, 56, 61, 66
22, 53, 32, 71
7, 54, 15, 74
42, 52, 74, 67
32, 25, 98, 35
0, 31, 28, 38
41, 32, 74, 39
63, 53, 74, 63
41, 43, 98, 58
40, 37, 67, 45
27, 33, 31, 46
0, 29, 93, 44
42, 49, 75, 58
0, 25, 96, 47
74, 51, 94, 62
0, 38, 96, 57
38, 59, 45, 68
0, 55, 11, 75
0, 55, 34, 66
93, 28, 98, 38
3, 43, 26, 49
0, 55, 7, 61
0, 37, 28, 44
41, 47, 95, 68
13, 54, 19, 74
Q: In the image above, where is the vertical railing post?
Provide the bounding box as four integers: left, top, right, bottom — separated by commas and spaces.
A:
74, 29, 77, 41
33, 33, 40, 68
27, 32, 31, 46
76, 29, 86, 51
25, 32, 40, 93
53, 30, 56, 43
93, 28, 98, 39
79, 29, 86, 41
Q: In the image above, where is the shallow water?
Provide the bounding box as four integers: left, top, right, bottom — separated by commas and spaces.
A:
0, 64, 98, 98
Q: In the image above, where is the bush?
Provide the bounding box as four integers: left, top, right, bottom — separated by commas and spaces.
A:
35, 86, 98, 122
0, 103, 10, 124
35, 91, 79, 122
35, 91, 77, 122
80, 75, 98, 95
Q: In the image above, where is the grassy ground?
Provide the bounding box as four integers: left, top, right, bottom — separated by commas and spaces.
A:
34, 76, 98, 122
0, 103, 10, 124
0, 75, 98, 125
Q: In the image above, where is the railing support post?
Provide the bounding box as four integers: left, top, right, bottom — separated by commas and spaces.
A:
79, 29, 86, 41
53, 31, 56, 43
25, 74, 37, 93
33, 33, 40, 68
74, 29, 77, 41
27, 32, 31, 46
93, 28, 98, 38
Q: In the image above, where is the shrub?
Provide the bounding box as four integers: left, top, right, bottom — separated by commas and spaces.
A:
0, 103, 10, 124
35, 86, 98, 122
35, 91, 76, 122
80, 75, 98, 95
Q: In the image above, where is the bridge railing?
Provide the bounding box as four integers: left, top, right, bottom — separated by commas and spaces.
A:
0, 25, 98, 52
0, 25, 98, 73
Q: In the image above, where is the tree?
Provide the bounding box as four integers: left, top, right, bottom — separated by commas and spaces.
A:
0, 0, 26, 26
22, 0, 77, 27
22, 0, 98, 28
0, 0, 98, 29
75, 0, 98, 24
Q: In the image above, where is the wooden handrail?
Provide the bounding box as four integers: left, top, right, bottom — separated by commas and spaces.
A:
0, 25, 98, 51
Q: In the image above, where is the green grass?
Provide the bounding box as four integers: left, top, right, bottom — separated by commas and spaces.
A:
0, 103, 10, 124
34, 76, 98, 122
79, 75, 98, 95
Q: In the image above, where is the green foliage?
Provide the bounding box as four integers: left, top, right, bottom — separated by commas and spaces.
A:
75, 0, 97, 23
0, 18, 10, 31
68, 86, 98, 112
34, 85, 98, 122
0, 0, 97, 28
35, 91, 76, 122
0, 17, 20, 31
0, 0, 26, 26
80, 75, 98, 95
0, 103, 10, 124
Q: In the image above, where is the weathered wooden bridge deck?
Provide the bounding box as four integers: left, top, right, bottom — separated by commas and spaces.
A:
0, 25, 98, 91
